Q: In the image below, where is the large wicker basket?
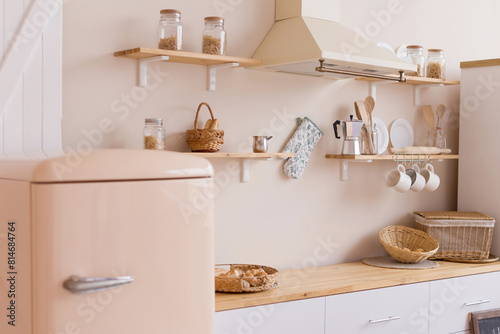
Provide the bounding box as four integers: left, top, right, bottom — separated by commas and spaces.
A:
215, 264, 278, 293
186, 102, 224, 152
379, 225, 439, 264
414, 211, 495, 261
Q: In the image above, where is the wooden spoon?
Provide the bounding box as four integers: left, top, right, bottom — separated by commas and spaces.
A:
364, 96, 375, 128
422, 105, 435, 131
436, 104, 446, 128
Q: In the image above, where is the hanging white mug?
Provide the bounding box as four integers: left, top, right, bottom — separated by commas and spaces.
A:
420, 164, 440, 192
385, 164, 412, 193
410, 165, 426, 192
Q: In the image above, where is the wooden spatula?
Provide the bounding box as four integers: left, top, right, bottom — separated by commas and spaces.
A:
422, 105, 435, 131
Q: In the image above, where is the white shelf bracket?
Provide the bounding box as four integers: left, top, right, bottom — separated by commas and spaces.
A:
239, 158, 274, 183
413, 84, 444, 106
240, 159, 251, 183
137, 56, 170, 87
368, 81, 393, 101
207, 62, 239, 91
340, 159, 373, 181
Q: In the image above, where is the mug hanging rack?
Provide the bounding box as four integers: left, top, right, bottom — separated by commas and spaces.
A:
392, 153, 431, 168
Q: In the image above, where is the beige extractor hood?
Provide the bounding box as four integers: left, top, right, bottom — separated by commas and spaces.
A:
249, 0, 416, 81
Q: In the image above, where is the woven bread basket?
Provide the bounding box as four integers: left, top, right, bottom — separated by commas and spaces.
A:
186, 102, 224, 152
215, 264, 278, 293
379, 226, 439, 264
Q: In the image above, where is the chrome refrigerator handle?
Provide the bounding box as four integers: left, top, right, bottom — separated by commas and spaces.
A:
63, 275, 134, 294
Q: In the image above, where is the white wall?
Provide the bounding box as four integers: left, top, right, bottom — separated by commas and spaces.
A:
62, 0, 500, 270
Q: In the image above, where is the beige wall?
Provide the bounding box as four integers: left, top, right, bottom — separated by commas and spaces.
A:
62, 0, 500, 270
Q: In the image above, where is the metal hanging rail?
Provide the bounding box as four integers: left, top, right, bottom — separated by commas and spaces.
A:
315, 59, 407, 82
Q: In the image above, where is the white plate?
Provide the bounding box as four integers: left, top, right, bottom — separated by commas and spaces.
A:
390, 119, 414, 149
396, 44, 409, 60
376, 42, 396, 56
373, 118, 389, 154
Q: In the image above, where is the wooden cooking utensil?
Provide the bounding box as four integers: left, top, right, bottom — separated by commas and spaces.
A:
354, 101, 362, 121
422, 105, 435, 131
357, 101, 370, 127
364, 96, 375, 128
436, 104, 446, 128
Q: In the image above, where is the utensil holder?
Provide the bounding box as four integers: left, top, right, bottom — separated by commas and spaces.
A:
361, 124, 378, 155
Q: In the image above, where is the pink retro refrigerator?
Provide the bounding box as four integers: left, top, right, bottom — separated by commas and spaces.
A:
0, 150, 215, 334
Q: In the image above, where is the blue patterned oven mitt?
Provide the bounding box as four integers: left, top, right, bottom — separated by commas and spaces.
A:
281, 117, 323, 179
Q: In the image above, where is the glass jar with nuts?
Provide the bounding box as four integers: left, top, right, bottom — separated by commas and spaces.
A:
426, 49, 446, 79
144, 118, 165, 150
158, 9, 182, 51
202, 16, 227, 55
404, 45, 425, 77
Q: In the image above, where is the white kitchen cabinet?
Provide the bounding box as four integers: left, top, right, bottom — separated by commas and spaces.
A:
429, 272, 500, 334
215, 297, 325, 334
325, 282, 430, 334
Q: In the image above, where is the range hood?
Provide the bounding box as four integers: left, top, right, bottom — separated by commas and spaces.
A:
249, 0, 416, 81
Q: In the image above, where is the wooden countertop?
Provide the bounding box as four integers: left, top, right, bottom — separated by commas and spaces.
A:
461, 58, 500, 69
215, 260, 500, 311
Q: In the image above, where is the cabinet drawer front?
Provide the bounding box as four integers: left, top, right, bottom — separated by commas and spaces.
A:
429, 272, 500, 334
325, 282, 430, 334
215, 297, 325, 334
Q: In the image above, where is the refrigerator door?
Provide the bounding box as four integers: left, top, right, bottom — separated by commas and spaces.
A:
32, 177, 214, 334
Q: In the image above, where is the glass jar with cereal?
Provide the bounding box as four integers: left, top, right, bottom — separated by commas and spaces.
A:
426, 49, 446, 79
158, 9, 182, 51
202, 16, 227, 55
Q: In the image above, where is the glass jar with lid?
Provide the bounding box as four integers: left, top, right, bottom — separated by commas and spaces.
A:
158, 9, 182, 51
202, 16, 226, 55
426, 49, 446, 79
144, 118, 165, 150
404, 45, 425, 77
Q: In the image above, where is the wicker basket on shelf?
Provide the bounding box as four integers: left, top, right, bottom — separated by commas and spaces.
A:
215, 264, 278, 293
186, 102, 224, 152
379, 225, 439, 264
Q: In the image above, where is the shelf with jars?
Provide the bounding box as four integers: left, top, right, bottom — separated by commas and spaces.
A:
356, 76, 460, 106
114, 48, 261, 91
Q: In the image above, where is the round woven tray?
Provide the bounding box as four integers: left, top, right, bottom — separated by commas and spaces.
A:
442, 254, 499, 263
215, 264, 278, 293
362, 256, 439, 270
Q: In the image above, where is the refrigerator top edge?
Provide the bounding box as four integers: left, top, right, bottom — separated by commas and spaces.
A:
0, 149, 214, 182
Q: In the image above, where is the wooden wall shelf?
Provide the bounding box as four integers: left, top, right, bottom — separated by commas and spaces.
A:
184, 152, 293, 183
325, 154, 459, 181
325, 154, 459, 161
114, 47, 261, 90
356, 76, 460, 106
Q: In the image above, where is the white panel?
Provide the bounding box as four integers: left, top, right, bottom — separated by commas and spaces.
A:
325, 282, 430, 334
0, 0, 4, 59
0, 0, 62, 159
216, 298, 325, 334
23, 37, 45, 159
2, 0, 25, 158
3, 78, 24, 158
458, 65, 500, 256
41, 6, 63, 157
429, 272, 500, 334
